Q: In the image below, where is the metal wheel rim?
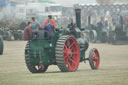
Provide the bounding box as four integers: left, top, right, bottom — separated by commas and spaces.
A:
63, 37, 80, 71
91, 49, 100, 69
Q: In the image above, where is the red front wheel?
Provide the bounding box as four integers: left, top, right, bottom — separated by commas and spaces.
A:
89, 48, 100, 69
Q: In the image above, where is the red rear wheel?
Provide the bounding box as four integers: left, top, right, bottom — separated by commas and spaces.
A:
89, 48, 100, 69
56, 35, 80, 72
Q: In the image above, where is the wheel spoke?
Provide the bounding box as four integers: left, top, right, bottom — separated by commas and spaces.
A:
64, 55, 68, 60
71, 59, 77, 65
92, 52, 96, 60
64, 50, 68, 54
68, 56, 76, 65
65, 58, 71, 69
64, 44, 68, 50
69, 42, 75, 49
67, 62, 72, 69
93, 59, 97, 62
72, 52, 77, 55
92, 56, 96, 61
70, 46, 76, 52
66, 40, 70, 48
92, 52, 96, 57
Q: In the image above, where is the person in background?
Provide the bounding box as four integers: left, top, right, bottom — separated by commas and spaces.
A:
44, 15, 56, 28
125, 16, 128, 25
97, 17, 105, 29
23, 22, 32, 41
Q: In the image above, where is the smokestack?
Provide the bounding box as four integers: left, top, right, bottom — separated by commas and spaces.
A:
75, 8, 81, 29
88, 16, 91, 25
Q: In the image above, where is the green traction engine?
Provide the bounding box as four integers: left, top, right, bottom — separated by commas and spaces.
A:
25, 8, 100, 73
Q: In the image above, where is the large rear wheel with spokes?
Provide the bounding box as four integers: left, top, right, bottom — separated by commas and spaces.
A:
56, 35, 80, 72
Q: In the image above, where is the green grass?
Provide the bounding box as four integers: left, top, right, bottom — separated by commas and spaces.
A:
0, 41, 128, 85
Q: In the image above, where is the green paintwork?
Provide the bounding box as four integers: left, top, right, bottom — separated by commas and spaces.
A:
28, 31, 60, 66
29, 40, 54, 65
28, 29, 88, 66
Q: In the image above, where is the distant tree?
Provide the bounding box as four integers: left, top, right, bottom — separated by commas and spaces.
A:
96, 0, 128, 5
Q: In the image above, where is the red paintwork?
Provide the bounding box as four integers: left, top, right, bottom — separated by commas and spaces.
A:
63, 37, 80, 71
92, 49, 100, 69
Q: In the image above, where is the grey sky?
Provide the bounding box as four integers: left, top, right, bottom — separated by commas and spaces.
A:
52, 0, 97, 6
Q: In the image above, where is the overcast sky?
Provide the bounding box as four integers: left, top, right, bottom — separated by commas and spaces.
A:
52, 0, 97, 6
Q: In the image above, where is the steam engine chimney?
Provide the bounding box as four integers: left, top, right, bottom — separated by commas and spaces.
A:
75, 8, 81, 29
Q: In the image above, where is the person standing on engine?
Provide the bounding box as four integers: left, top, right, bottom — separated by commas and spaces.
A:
23, 22, 32, 41
31, 17, 42, 39
31, 17, 41, 30
44, 15, 56, 28
44, 15, 56, 37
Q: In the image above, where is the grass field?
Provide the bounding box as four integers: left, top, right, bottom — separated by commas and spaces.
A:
0, 41, 128, 85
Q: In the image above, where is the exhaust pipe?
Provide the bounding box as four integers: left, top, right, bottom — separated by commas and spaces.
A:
88, 16, 91, 25
75, 8, 81, 29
